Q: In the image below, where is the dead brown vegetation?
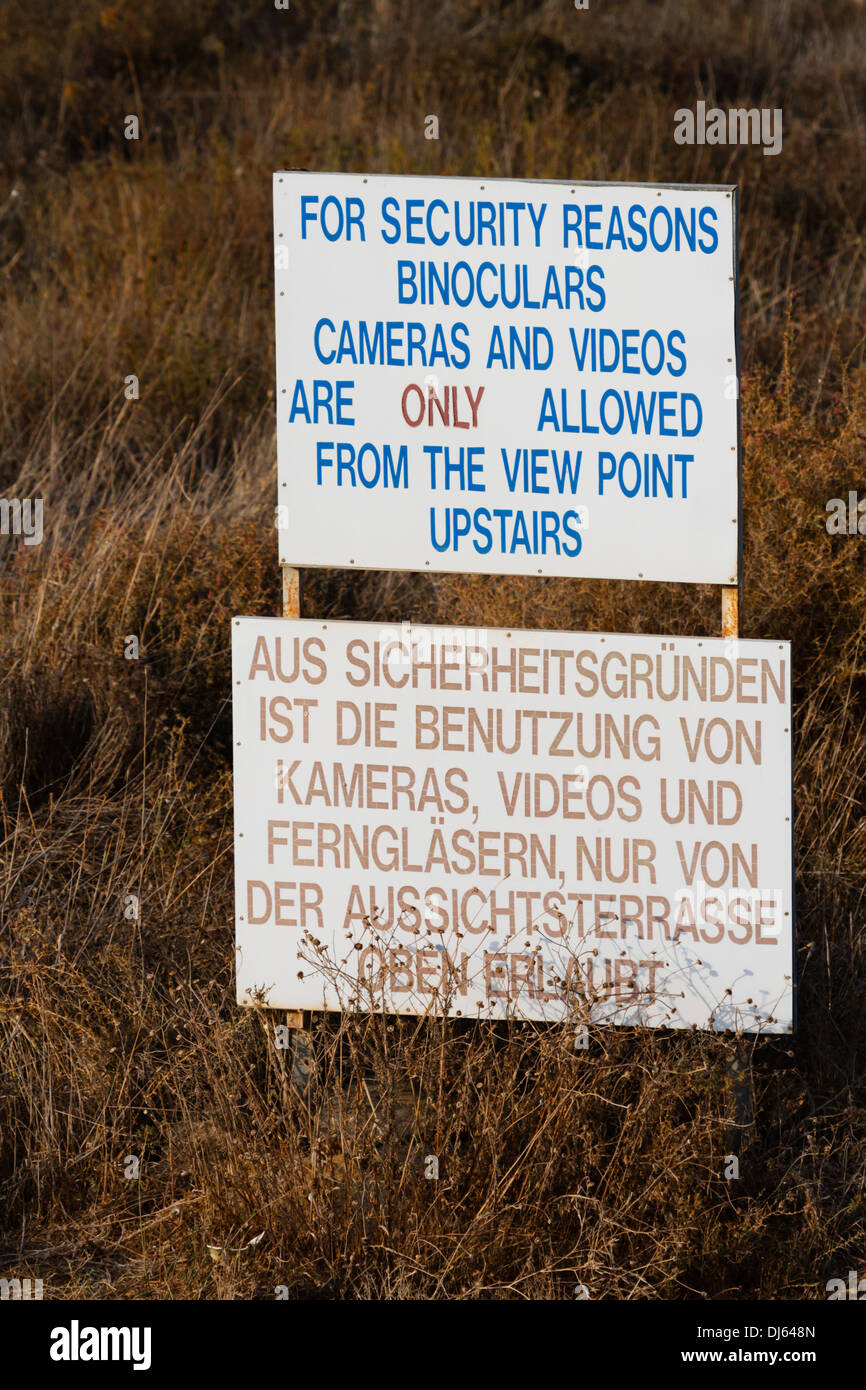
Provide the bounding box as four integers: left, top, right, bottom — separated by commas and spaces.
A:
0, 0, 865, 1299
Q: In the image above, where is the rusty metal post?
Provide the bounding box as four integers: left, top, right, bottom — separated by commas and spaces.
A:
289, 1012, 315, 1095
725, 1037, 755, 1161
721, 585, 738, 640
282, 565, 301, 620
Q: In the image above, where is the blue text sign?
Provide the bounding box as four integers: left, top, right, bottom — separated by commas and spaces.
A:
274, 172, 739, 584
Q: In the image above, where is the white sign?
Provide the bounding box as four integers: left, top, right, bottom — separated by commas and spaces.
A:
233, 618, 793, 1033
274, 172, 740, 585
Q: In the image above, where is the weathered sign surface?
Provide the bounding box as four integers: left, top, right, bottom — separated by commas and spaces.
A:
233, 618, 793, 1032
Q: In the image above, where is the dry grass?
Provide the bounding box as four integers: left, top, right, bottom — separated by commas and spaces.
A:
1, 0, 865, 1299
